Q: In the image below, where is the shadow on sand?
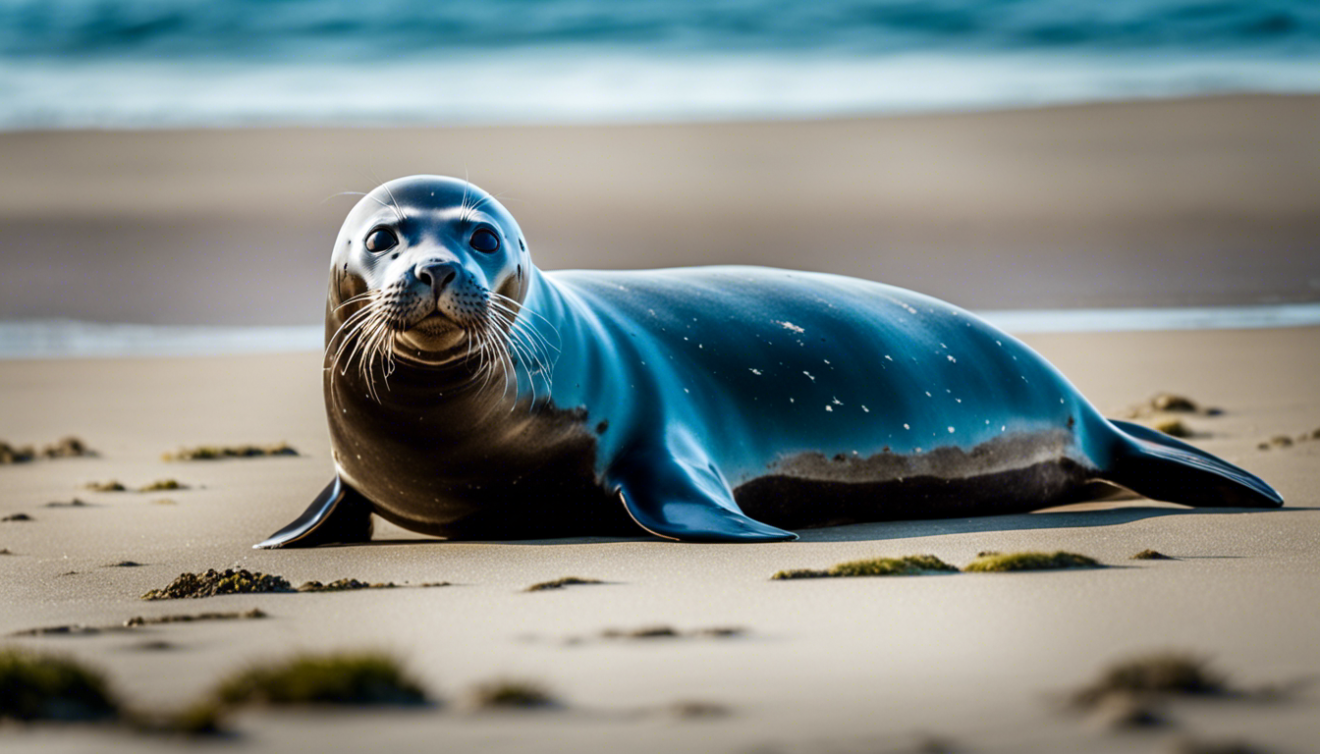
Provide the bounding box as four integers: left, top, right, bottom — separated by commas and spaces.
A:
350, 500, 1314, 548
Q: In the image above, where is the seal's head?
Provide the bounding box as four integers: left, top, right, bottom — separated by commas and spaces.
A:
327, 176, 531, 377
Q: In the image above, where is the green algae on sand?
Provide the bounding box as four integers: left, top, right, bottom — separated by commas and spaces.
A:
1152, 417, 1194, 438
466, 678, 559, 710
1072, 652, 1229, 709
963, 551, 1100, 572
163, 443, 298, 461
0, 649, 120, 722
138, 479, 187, 492
214, 651, 428, 707
142, 569, 294, 600
84, 480, 127, 492
524, 577, 604, 592
772, 554, 958, 580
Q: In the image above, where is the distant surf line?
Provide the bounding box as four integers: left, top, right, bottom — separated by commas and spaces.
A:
2, 303, 1318, 359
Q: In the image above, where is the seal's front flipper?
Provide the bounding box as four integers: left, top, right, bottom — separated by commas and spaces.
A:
608, 445, 797, 543
254, 476, 375, 549
1104, 419, 1283, 509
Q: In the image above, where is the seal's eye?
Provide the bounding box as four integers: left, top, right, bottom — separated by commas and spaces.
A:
470, 228, 500, 253
365, 228, 398, 253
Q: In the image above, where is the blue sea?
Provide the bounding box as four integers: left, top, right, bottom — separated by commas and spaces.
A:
2, 0, 1319, 129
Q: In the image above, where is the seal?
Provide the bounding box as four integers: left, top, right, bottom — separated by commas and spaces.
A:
255, 175, 1283, 548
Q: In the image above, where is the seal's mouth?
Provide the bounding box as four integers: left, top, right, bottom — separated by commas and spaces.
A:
410, 310, 457, 335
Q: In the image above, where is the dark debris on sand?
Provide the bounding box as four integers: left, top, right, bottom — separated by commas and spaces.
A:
2, 513, 33, 522
466, 678, 559, 710
8, 609, 268, 638
138, 479, 187, 492
524, 577, 604, 592
297, 579, 450, 592
84, 480, 127, 492
124, 608, 267, 627
667, 700, 731, 719
1258, 427, 1320, 450
45, 498, 89, 508
142, 570, 448, 600
142, 569, 295, 600
0, 437, 97, 465
1072, 652, 1230, 710
1132, 549, 1174, 560
600, 625, 745, 641
1121, 393, 1222, 419
163, 443, 298, 461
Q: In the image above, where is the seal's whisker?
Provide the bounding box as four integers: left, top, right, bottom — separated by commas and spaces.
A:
322, 190, 368, 205
493, 297, 559, 356
490, 293, 562, 354
489, 307, 550, 402
325, 306, 376, 364
379, 183, 406, 224
333, 291, 378, 314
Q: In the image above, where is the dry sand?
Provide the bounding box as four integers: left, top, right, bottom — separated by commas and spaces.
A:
2, 96, 1320, 752
1, 328, 1317, 753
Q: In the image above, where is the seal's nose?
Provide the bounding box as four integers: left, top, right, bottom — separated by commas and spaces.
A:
414, 260, 460, 297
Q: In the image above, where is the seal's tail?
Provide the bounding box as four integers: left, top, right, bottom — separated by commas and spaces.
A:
1101, 419, 1283, 508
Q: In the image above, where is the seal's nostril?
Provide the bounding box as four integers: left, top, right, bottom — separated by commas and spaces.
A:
415, 261, 460, 296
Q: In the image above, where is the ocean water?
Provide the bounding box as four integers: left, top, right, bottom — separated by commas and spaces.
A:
2, 0, 1318, 128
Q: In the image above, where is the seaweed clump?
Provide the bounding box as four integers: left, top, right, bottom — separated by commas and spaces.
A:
524, 577, 604, 592
466, 679, 558, 710
138, 479, 187, 492
0, 441, 35, 464
297, 579, 450, 592
964, 551, 1100, 572
1072, 652, 1228, 709
2, 513, 33, 522
124, 608, 267, 627
163, 443, 298, 461
41, 437, 96, 459
213, 651, 428, 708
0, 649, 120, 722
1152, 418, 1193, 438
142, 569, 294, 600
84, 480, 127, 492
1132, 549, 1173, 560
772, 554, 957, 580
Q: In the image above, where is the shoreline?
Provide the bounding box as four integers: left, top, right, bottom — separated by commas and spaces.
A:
5, 300, 1320, 360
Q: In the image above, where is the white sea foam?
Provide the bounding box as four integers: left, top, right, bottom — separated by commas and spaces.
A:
3, 303, 1318, 359
4, 52, 1320, 131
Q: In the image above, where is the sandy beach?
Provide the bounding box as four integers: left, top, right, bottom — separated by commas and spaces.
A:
2, 95, 1320, 753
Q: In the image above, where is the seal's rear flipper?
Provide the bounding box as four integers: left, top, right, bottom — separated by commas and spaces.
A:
1104, 419, 1283, 509
254, 476, 375, 549
609, 447, 798, 543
